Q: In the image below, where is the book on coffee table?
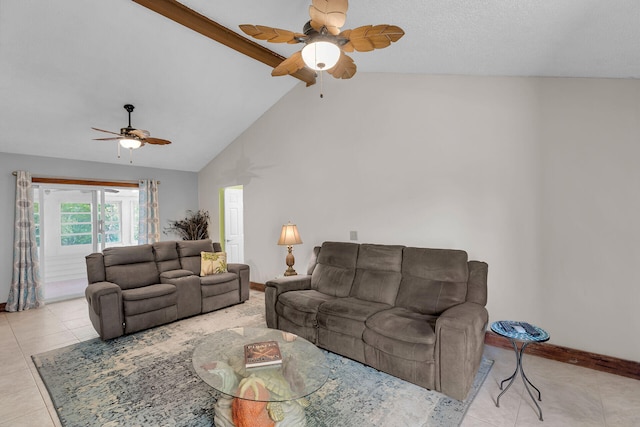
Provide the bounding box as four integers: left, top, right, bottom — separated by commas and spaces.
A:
244, 340, 283, 368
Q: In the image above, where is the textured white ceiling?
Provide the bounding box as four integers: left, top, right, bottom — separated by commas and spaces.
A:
1, 1, 638, 172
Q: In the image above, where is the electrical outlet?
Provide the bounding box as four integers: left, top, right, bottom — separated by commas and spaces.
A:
350, 231, 358, 241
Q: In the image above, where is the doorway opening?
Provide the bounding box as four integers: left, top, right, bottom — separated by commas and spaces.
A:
220, 186, 244, 263
33, 184, 139, 302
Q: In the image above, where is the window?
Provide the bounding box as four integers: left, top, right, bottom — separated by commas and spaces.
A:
59, 202, 125, 246
60, 203, 92, 246
101, 202, 122, 244
131, 201, 140, 243
34, 201, 40, 247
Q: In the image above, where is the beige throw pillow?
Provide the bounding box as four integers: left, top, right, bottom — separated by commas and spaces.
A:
200, 251, 227, 276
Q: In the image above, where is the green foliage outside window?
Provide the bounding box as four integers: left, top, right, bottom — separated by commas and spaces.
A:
60, 202, 92, 246
34, 202, 40, 247
132, 203, 140, 243
60, 202, 122, 246
61, 203, 91, 213
102, 203, 121, 244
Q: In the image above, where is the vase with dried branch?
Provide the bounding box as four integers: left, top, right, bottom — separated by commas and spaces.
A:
164, 210, 210, 240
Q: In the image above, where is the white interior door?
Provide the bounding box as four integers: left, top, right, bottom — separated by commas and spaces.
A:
224, 187, 244, 263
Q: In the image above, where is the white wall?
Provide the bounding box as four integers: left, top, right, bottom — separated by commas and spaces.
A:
199, 73, 640, 362
1, 152, 199, 303
538, 79, 640, 361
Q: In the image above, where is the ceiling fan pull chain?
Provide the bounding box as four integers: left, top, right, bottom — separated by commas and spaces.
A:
117, 142, 121, 159
319, 70, 324, 99
129, 147, 134, 164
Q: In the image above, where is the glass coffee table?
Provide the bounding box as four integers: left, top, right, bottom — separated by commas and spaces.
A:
193, 327, 328, 427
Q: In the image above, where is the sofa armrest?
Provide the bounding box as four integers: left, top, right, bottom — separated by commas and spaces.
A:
228, 263, 250, 302
265, 275, 312, 295
160, 269, 194, 281
264, 275, 312, 328
85, 282, 124, 340
160, 271, 201, 319
435, 302, 489, 400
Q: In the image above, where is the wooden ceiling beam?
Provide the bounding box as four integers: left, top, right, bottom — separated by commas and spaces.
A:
132, 0, 316, 86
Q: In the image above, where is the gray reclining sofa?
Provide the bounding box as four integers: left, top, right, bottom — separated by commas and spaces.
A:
85, 239, 250, 340
265, 241, 488, 401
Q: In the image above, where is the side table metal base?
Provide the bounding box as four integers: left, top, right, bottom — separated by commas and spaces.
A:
496, 340, 544, 421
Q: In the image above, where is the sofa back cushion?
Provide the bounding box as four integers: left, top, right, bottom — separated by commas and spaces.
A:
396, 247, 469, 315
153, 241, 181, 273
466, 261, 488, 306
103, 244, 159, 290
177, 239, 216, 274
311, 242, 359, 297
306, 246, 321, 275
85, 253, 106, 284
350, 244, 404, 305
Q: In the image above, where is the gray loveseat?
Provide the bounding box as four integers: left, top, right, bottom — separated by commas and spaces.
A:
265, 241, 488, 401
85, 239, 250, 340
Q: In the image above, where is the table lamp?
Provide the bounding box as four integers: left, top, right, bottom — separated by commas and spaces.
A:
277, 222, 302, 276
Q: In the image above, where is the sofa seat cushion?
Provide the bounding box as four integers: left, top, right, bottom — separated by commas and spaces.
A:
318, 297, 391, 338
201, 272, 239, 297
363, 307, 437, 362
200, 271, 237, 285
122, 284, 177, 316
277, 290, 335, 328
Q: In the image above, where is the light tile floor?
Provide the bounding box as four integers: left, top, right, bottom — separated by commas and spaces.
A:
1, 297, 639, 427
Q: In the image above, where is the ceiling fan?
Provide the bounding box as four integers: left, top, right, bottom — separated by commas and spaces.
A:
92, 104, 171, 163
239, 0, 404, 81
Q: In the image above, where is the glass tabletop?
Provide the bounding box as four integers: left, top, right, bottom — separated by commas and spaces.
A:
192, 327, 328, 402
491, 320, 550, 342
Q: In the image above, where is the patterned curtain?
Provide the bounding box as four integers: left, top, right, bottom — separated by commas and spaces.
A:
138, 179, 160, 244
7, 171, 44, 311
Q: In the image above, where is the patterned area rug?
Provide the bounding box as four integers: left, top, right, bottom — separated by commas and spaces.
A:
32, 292, 492, 427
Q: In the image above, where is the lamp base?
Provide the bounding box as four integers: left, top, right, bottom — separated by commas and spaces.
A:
284, 246, 297, 276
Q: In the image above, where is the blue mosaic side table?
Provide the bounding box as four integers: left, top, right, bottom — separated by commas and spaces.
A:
490, 321, 550, 421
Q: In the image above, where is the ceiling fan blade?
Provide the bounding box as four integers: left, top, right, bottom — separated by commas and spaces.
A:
91, 127, 122, 136
239, 24, 305, 44
327, 52, 357, 79
272, 51, 307, 77
340, 25, 405, 52
130, 129, 151, 139
144, 137, 172, 145
309, 0, 348, 35
93, 137, 121, 141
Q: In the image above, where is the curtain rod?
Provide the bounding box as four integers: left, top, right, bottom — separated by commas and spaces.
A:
11, 172, 160, 186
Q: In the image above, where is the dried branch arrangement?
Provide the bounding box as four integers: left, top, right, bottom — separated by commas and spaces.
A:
164, 210, 210, 240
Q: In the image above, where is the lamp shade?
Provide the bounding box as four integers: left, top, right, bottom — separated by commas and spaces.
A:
119, 138, 142, 149
301, 41, 341, 71
277, 223, 302, 246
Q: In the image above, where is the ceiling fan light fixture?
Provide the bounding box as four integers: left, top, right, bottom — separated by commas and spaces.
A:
301, 40, 340, 71
119, 138, 142, 149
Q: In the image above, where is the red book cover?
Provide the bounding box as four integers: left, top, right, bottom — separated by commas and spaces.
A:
244, 340, 283, 368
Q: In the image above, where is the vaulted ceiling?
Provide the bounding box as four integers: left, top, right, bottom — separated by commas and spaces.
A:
1, 1, 638, 172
